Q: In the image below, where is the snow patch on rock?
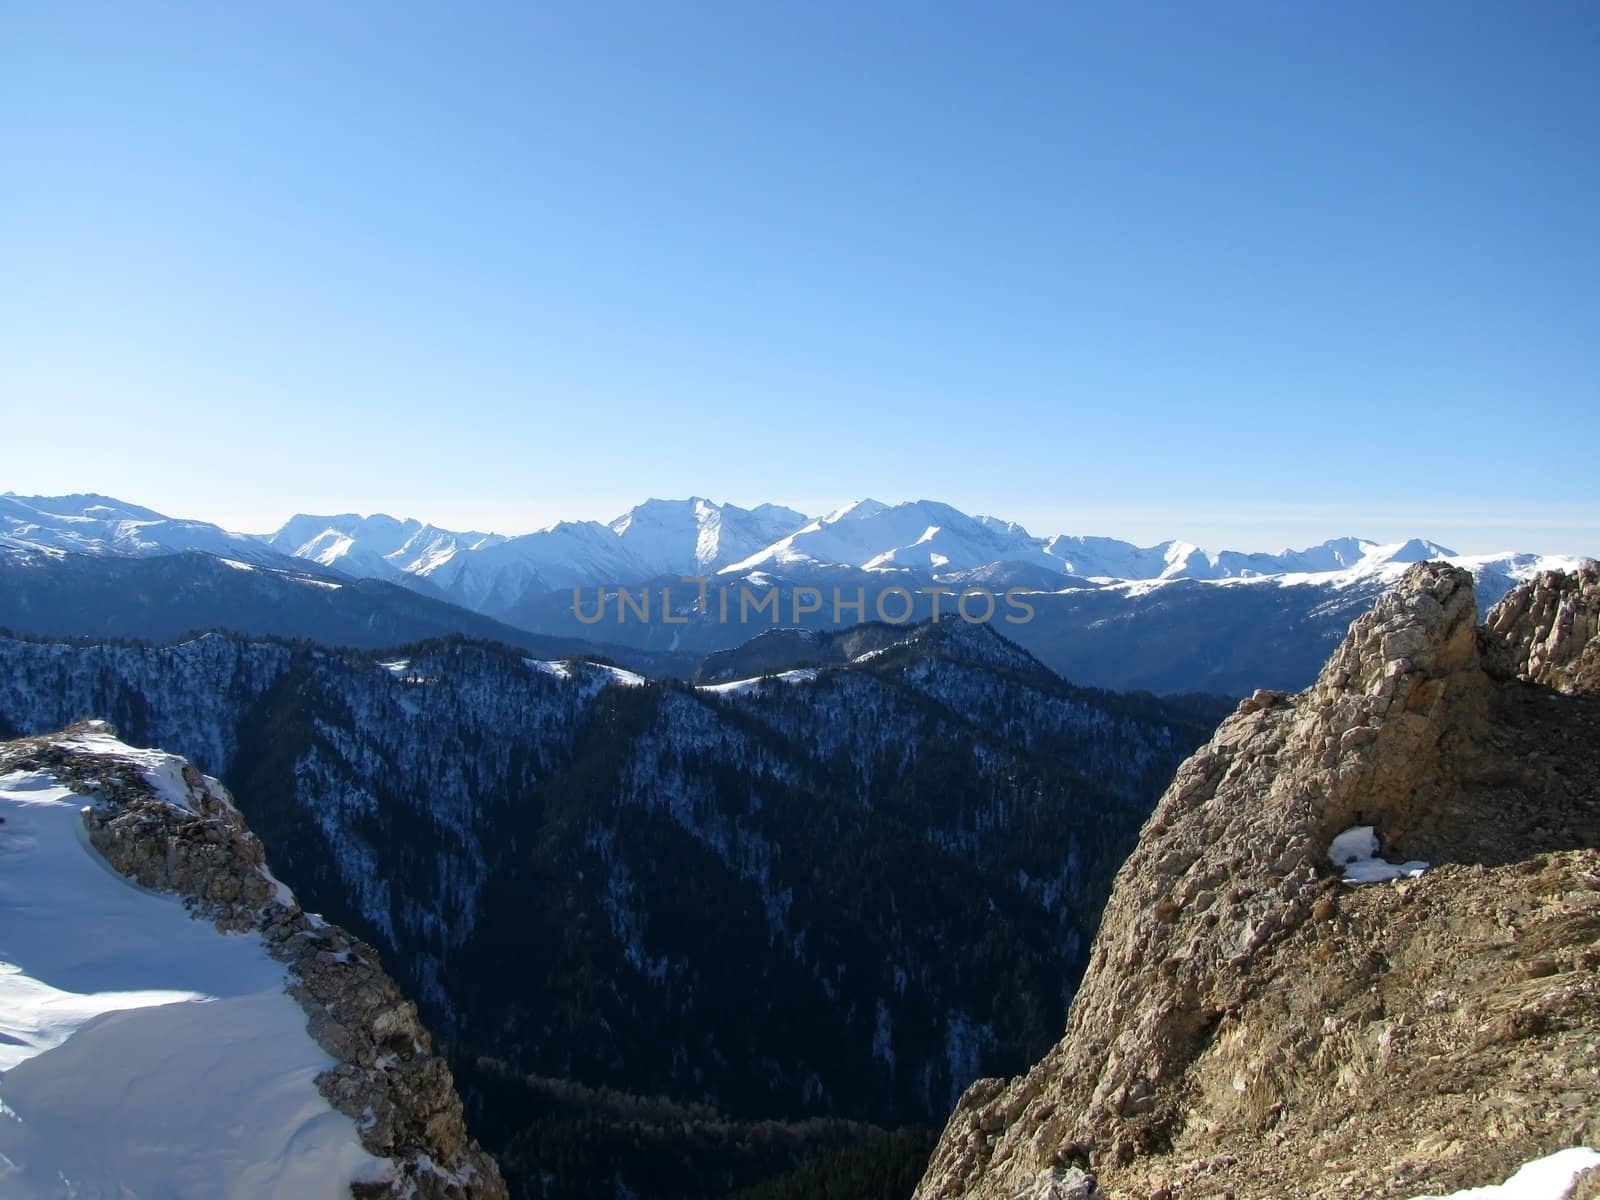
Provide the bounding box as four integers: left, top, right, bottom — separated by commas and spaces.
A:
0, 768, 388, 1197
1329, 824, 1429, 884
1407, 1147, 1600, 1199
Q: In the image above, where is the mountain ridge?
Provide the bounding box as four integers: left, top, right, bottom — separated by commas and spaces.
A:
7, 491, 1580, 597
0, 619, 1221, 1196
0, 549, 697, 677
7, 491, 1589, 697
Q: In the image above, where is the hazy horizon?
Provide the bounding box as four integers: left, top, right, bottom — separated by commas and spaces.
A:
4, 486, 1594, 561
4, 3, 1595, 555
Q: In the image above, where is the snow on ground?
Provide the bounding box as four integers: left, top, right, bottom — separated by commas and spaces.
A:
0, 766, 389, 1197
698, 668, 820, 696
1407, 1147, 1600, 1199
1329, 824, 1429, 884
1268, 551, 1586, 594
593, 664, 647, 688
527, 659, 648, 688
526, 658, 573, 681
57, 724, 210, 813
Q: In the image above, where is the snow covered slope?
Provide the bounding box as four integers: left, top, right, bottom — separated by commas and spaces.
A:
0, 767, 386, 1196
13, 491, 1586, 597
422, 518, 661, 612
715, 503, 1499, 587
1039, 533, 1464, 582
720, 499, 1054, 575
609, 497, 808, 576
263, 512, 506, 582
1, 492, 289, 565
0, 725, 506, 1200
262, 499, 811, 616
10, 492, 1587, 695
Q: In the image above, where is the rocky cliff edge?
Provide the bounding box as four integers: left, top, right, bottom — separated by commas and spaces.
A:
0, 723, 508, 1200
916, 561, 1600, 1200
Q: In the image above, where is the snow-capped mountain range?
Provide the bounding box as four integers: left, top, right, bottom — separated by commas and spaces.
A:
4, 491, 1583, 612
4, 491, 1588, 695
258, 498, 812, 612
0, 493, 284, 565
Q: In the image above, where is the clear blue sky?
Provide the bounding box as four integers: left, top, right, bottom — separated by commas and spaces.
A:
2, 1, 1596, 554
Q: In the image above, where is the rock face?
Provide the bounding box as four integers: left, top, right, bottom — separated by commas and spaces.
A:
1483, 564, 1600, 693
0, 725, 508, 1200
916, 562, 1600, 1200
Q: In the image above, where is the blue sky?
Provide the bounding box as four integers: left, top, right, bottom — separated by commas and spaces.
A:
2, 1, 1595, 554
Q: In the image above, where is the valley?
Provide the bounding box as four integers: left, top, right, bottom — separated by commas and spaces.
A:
0, 619, 1221, 1197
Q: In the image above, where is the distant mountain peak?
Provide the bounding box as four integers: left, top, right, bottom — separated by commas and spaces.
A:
822, 498, 889, 523
1380, 536, 1459, 563
2, 492, 171, 522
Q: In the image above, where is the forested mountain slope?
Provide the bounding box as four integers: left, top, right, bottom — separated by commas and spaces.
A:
0, 621, 1218, 1198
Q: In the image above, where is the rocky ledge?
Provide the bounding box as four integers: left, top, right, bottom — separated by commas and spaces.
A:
916, 561, 1600, 1200
0, 723, 508, 1200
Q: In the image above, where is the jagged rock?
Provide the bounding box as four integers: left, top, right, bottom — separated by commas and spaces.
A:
1013, 1167, 1104, 1199
0, 724, 508, 1200
1482, 561, 1600, 692
916, 563, 1600, 1199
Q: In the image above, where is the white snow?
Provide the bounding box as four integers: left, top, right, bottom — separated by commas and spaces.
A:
698, 668, 820, 696
525, 658, 573, 681
0, 760, 389, 1196
57, 724, 209, 813
262, 513, 504, 584
526, 659, 646, 688
0, 493, 272, 563
1256, 549, 1585, 595
1407, 1147, 1600, 1199
9, 493, 1587, 613
8, 493, 1589, 621
528, 662, 646, 691
277, 498, 802, 610
258, 860, 300, 908
594, 664, 647, 688
1329, 825, 1429, 884
722, 499, 1056, 577
607, 497, 810, 577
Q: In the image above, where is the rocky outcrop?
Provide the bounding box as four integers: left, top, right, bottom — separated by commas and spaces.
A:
916, 562, 1600, 1200
0, 724, 508, 1200
1483, 562, 1600, 693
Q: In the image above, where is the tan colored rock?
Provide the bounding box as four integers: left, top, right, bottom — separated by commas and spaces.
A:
916, 563, 1600, 1200
1483, 560, 1600, 692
